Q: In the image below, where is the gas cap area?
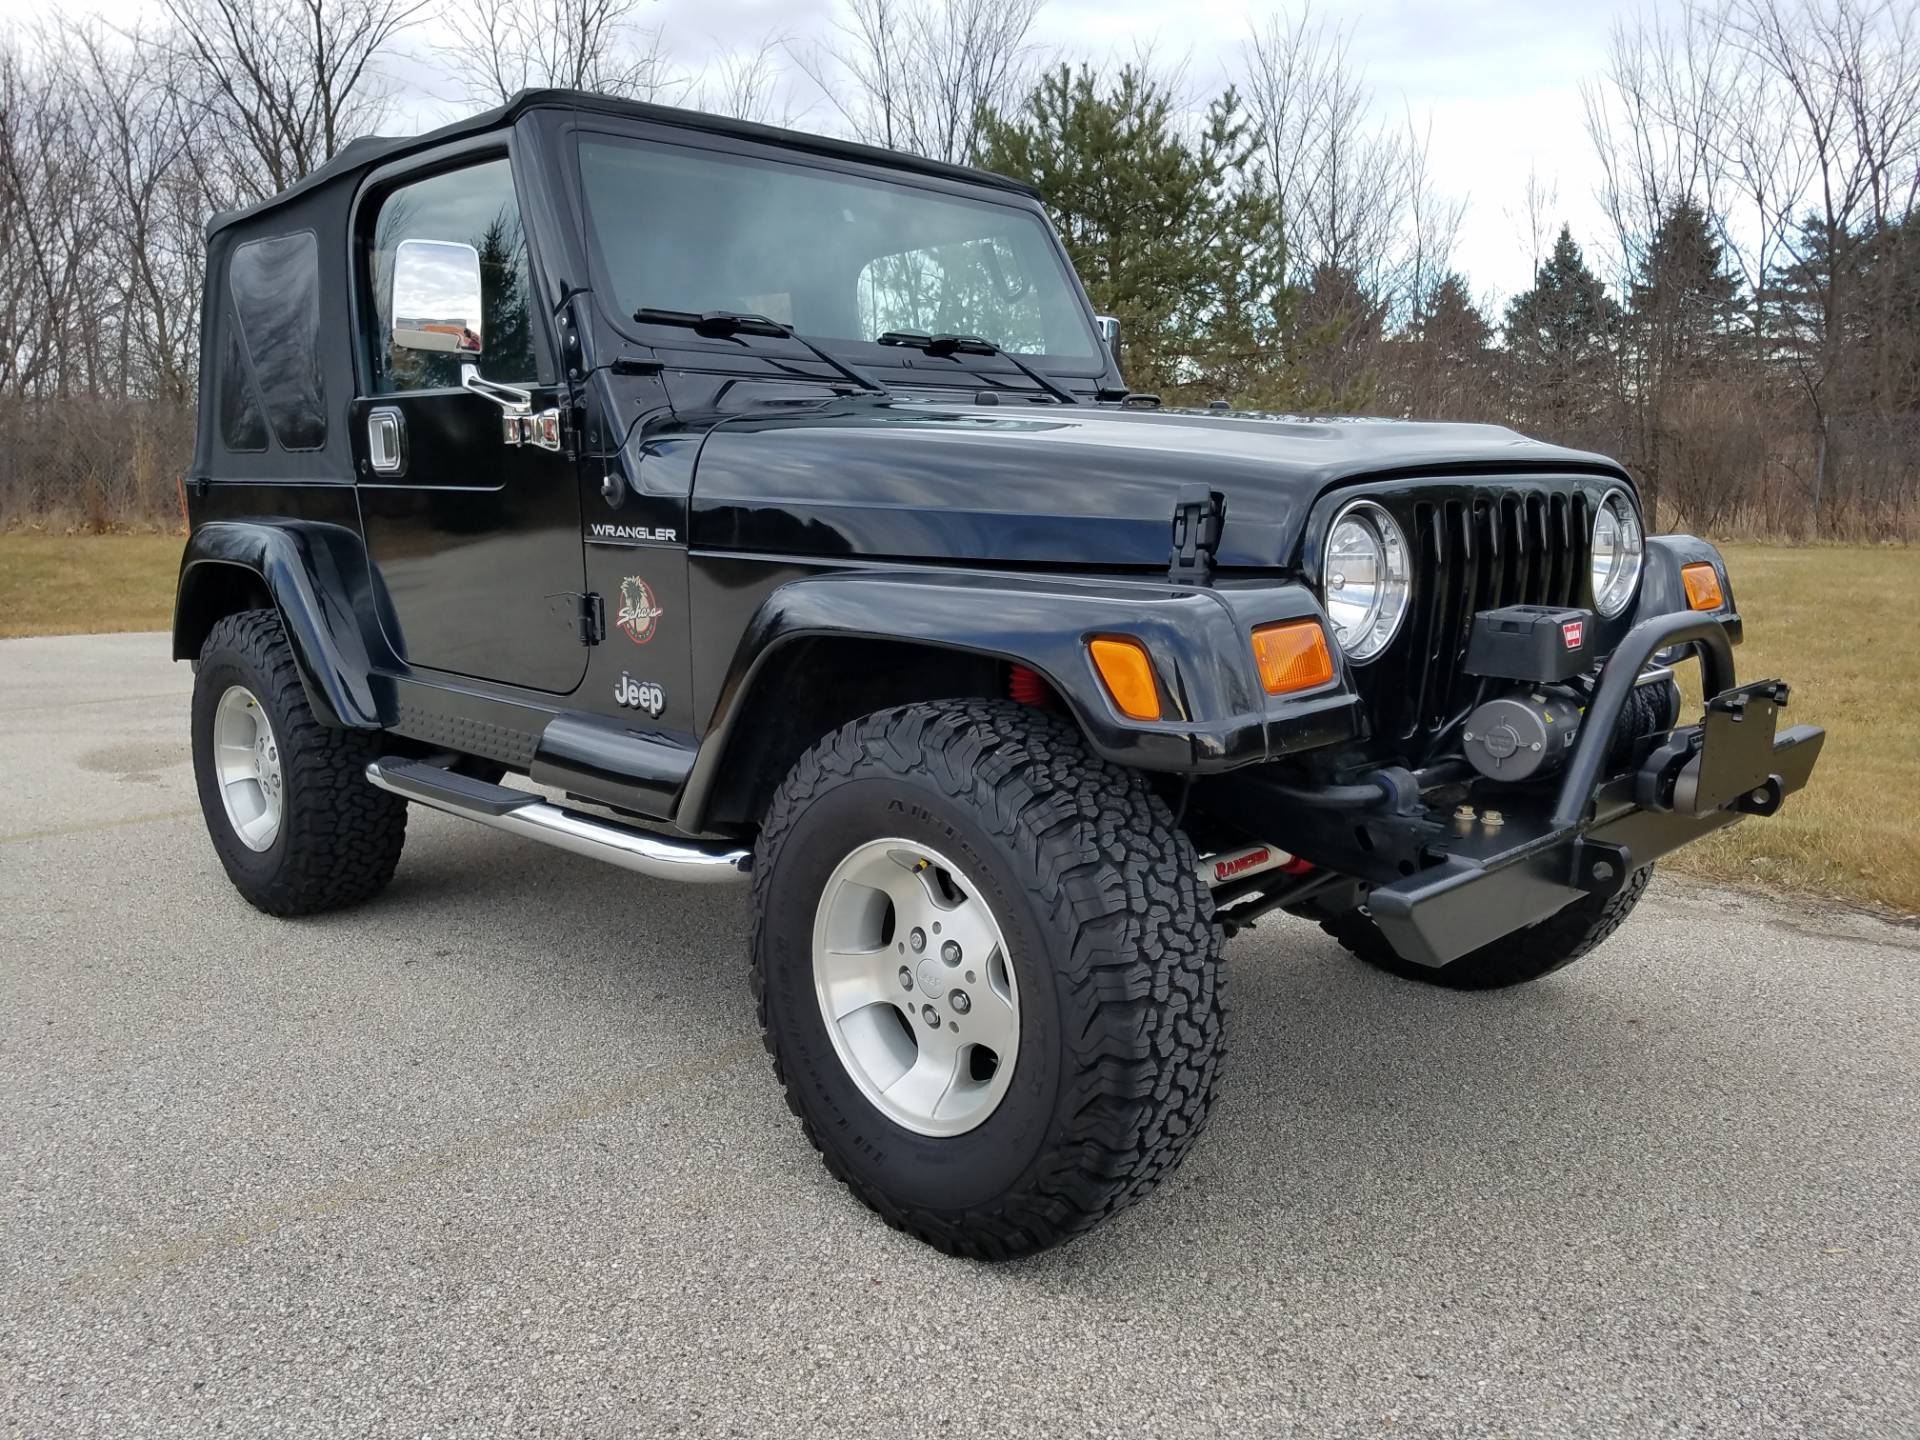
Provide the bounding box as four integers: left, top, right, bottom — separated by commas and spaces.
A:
1462, 691, 1581, 781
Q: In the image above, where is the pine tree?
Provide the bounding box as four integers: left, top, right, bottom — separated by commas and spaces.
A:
1628, 199, 1743, 382
1392, 272, 1494, 419
1423, 273, 1492, 362
974, 65, 1303, 406
1503, 225, 1619, 435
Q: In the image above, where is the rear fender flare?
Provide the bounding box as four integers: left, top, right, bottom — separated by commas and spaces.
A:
173, 521, 394, 730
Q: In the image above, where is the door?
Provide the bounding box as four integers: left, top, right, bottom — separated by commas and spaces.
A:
352, 154, 589, 695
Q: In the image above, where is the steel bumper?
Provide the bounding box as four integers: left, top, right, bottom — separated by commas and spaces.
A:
1363, 609, 1825, 967
1365, 710, 1823, 967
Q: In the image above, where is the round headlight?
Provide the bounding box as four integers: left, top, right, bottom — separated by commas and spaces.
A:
1323, 500, 1410, 661
1590, 488, 1644, 617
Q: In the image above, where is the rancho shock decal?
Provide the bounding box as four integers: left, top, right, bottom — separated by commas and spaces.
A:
1197, 843, 1296, 888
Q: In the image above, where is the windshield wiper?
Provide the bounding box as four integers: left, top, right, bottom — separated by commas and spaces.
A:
632, 307, 891, 397
876, 330, 1080, 405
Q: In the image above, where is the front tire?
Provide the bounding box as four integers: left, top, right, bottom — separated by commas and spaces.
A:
751, 700, 1224, 1259
1324, 864, 1654, 990
192, 609, 407, 916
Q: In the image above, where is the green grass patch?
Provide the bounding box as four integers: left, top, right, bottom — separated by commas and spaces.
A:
1664, 545, 1918, 916
0, 532, 181, 638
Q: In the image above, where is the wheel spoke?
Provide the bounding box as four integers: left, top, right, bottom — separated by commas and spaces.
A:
235, 799, 276, 849
818, 945, 896, 1020
875, 852, 946, 920
883, 1041, 963, 1121
965, 950, 1019, 1052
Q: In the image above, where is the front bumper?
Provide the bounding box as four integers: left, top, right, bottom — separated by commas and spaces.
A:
1206, 608, 1825, 967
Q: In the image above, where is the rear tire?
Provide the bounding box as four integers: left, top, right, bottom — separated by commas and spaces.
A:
751, 699, 1224, 1259
1324, 864, 1653, 990
192, 609, 407, 916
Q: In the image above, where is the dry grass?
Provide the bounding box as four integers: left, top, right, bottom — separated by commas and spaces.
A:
1665, 544, 1919, 916
0, 532, 181, 638
1, 534, 1911, 912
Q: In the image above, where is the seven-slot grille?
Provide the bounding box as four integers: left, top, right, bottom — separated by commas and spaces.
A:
1352, 485, 1593, 757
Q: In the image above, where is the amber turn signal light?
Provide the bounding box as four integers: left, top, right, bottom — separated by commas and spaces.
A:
1252, 619, 1335, 695
1088, 637, 1162, 720
1681, 562, 1724, 611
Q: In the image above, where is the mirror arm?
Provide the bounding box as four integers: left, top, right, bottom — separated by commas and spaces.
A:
460, 362, 533, 415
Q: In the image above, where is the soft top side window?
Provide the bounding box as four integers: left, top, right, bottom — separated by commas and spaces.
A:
226, 232, 325, 451
217, 329, 267, 453
366, 157, 535, 394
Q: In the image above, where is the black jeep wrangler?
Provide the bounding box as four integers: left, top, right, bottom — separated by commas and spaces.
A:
177, 90, 1824, 1258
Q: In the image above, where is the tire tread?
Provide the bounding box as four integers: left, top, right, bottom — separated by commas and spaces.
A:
749, 699, 1224, 1259
196, 609, 407, 917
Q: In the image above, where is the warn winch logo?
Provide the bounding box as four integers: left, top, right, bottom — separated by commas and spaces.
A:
1562, 620, 1586, 650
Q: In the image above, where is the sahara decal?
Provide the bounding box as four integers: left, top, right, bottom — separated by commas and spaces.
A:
588, 522, 679, 545
615, 576, 664, 644
614, 674, 666, 716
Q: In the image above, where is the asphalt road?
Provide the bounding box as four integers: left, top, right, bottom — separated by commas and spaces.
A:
3, 631, 1916, 1439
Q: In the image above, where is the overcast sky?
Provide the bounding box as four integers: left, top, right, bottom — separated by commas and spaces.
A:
4, 0, 1642, 306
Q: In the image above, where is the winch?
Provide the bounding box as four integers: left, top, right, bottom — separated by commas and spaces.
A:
1462, 689, 1580, 781
1459, 603, 1681, 784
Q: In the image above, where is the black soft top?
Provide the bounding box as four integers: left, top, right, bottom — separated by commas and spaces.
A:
207, 89, 1039, 238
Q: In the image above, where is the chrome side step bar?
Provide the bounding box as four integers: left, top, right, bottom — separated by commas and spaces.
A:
366, 758, 751, 885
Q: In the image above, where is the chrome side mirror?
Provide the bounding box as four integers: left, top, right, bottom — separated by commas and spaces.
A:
391, 238, 484, 355
1095, 314, 1121, 365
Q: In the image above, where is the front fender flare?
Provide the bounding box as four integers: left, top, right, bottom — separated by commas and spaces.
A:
676, 567, 1360, 831
173, 521, 393, 730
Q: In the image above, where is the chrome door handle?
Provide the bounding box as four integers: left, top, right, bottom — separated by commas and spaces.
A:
368, 406, 406, 475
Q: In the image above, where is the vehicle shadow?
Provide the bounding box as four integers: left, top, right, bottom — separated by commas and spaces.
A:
316, 814, 1782, 1287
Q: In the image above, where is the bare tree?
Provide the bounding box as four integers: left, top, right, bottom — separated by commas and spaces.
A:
157, 0, 428, 202
793, 0, 1044, 164
1727, 0, 1920, 508
695, 32, 807, 126
443, 0, 679, 106
0, 38, 98, 400
61, 23, 205, 404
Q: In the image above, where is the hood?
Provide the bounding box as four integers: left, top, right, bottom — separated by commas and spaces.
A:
687, 401, 1629, 570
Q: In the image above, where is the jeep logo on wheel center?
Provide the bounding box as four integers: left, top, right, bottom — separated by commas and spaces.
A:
173, 86, 1825, 1262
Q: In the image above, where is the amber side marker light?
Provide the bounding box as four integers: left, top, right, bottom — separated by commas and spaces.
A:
1088, 637, 1162, 720
1252, 619, 1335, 695
1681, 562, 1725, 611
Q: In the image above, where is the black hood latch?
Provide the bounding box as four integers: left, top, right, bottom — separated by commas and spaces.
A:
1169, 487, 1226, 584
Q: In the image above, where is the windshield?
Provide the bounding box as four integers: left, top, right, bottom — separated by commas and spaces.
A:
577, 136, 1101, 363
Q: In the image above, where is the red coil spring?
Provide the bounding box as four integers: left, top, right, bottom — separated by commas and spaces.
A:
1008, 663, 1053, 707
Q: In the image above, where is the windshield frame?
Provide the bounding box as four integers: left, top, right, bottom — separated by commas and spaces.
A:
562, 119, 1115, 386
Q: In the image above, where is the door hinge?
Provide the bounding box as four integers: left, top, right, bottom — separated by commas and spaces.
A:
1169, 486, 1226, 584
501, 407, 567, 453
577, 591, 605, 646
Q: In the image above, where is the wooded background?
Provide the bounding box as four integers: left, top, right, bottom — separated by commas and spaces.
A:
1, 0, 1915, 538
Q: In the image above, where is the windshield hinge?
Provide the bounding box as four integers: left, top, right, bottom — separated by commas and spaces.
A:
577, 592, 605, 646
1169, 487, 1226, 584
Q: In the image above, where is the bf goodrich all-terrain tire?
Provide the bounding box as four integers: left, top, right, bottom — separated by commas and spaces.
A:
192, 608, 407, 916
1324, 864, 1654, 990
751, 699, 1224, 1259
